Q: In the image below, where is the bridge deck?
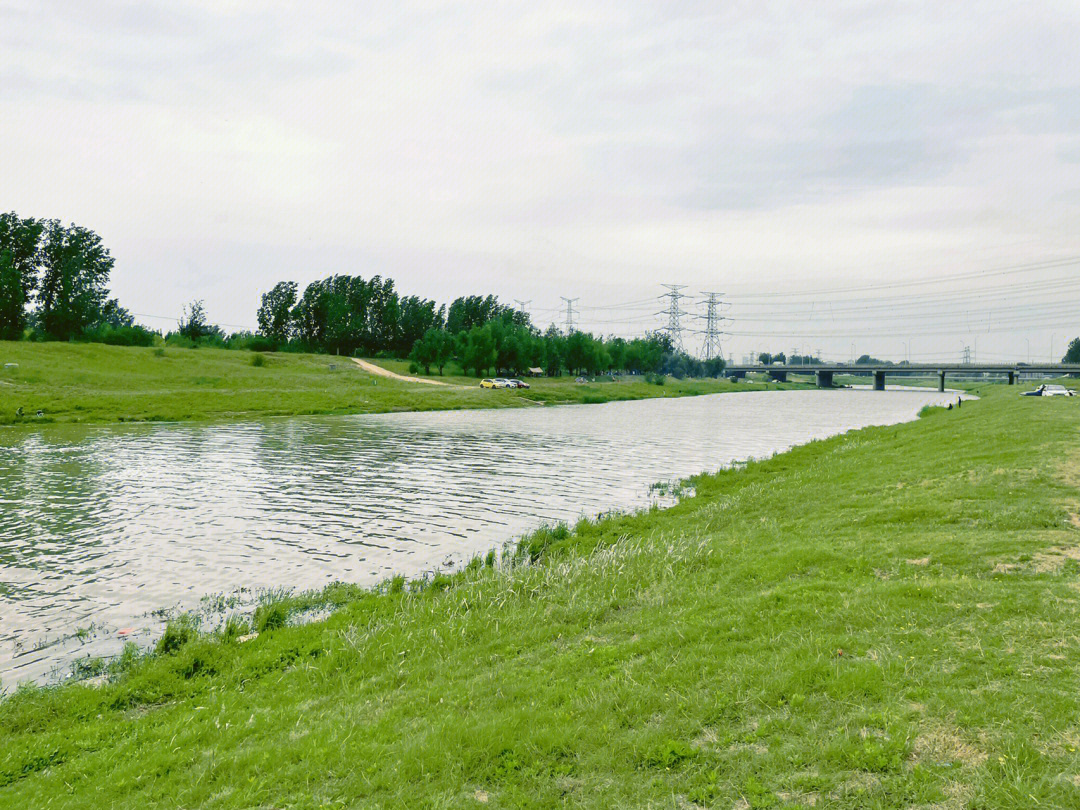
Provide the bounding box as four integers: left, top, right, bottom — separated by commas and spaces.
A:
726, 364, 1080, 374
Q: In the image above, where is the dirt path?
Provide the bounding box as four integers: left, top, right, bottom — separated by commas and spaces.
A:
350, 358, 460, 387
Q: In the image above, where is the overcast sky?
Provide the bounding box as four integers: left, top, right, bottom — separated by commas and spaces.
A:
3, 1, 1079, 361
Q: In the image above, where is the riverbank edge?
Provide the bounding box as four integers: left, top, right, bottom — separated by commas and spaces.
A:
2, 391, 966, 692
4, 392, 964, 697
0, 342, 818, 430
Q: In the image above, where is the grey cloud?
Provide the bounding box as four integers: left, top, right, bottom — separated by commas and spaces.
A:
577, 82, 1080, 211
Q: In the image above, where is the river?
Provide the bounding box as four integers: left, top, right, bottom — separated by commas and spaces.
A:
0, 388, 961, 685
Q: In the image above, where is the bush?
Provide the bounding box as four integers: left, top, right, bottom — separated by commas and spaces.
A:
163, 333, 197, 349
645, 372, 666, 386
79, 324, 157, 347
227, 332, 278, 352
250, 353, 266, 367
163, 332, 226, 350
221, 615, 251, 640
156, 616, 197, 655
253, 601, 289, 632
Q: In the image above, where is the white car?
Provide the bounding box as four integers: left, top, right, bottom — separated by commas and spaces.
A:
1022, 384, 1076, 397
493, 378, 513, 389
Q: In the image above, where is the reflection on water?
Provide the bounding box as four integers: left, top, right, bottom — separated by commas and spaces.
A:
0, 389, 960, 684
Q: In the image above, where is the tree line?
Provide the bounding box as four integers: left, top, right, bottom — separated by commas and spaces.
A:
0, 212, 141, 343
255, 278, 721, 378
2, 213, 728, 377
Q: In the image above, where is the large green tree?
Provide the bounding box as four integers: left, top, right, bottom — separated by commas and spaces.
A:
0, 213, 44, 340
459, 323, 497, 377
36, 221, 114, 340
396, 295, 444, 355
446, 295, 509, 334
257, 281, 298, 344
1064, 337, 1080, 364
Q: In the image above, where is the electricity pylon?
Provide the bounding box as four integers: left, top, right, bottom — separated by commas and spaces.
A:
560, 297, 579, 334
699, 291, 726, 361
658, 284, 689, 353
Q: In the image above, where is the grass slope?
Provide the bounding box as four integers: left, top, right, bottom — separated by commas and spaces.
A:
3, 388, 1080, 808
0, 342, 790, 426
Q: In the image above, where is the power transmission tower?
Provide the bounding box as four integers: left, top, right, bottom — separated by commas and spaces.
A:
961, 345, 972, 365
658, 284, 689, 353
698, 291, 726, 361
560, 297, 579, 334
514, 299, 531, 322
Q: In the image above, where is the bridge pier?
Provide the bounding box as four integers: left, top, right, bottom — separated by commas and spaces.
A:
728, 369, 746, 382
1007, 370, 1015, 385
938, 370, 946, 392
816, 369, 834, 389
768, 369, 788, 383
873, 370, 886, 391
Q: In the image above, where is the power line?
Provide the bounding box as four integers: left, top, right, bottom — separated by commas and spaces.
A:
725, 255, 1080, 300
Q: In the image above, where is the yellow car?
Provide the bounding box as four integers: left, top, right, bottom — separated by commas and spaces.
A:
480, 378, 496, 389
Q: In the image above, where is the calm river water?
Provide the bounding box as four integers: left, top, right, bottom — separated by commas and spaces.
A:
0, 389, 959, 684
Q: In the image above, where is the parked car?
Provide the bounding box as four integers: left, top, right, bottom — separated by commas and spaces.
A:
1022, 384, 1076, 397
480, 379, 496, 389
508, 378, 530, 389
494, 378, 513, 388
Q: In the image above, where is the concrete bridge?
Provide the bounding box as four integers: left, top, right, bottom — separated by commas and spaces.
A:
724, 364, 1080, 391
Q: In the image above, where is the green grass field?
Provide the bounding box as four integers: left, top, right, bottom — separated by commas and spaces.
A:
0, 342, 798, 426
3, 386, 1080, 807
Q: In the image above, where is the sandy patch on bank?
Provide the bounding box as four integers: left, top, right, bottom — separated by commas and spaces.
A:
350, 357, 461, 387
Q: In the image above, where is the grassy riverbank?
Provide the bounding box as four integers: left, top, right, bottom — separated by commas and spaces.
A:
3, 387, 1080, 807
0, 342, 799, 426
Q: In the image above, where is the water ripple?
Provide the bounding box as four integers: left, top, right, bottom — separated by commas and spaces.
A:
0, 389, 959, 683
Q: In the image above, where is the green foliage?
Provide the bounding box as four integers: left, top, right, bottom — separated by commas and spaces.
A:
78, 323, 156, 347
256, 280, 298, 344
36, 220, 114, 341
253, 601, 289, 632
0, 213, 44, 340
445, 294, 513, 334
225, 331, 277, 352
289, 274, 425, 356
155, 616, 197, 655
175, 299, 223, 343
249, 352, 266, 367
408, 327, 454, 374
856, 353, 893, 366
642, 739, 698, 770
1063, 337, 1080, 364
459, 323, 497, 376
70, 656, 107, 680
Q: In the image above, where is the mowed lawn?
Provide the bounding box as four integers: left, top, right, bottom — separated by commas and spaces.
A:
0, 342, 772, 426
3, 387, 1080, 807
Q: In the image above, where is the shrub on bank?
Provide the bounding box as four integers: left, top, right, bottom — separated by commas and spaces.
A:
78, 324, 157, 347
